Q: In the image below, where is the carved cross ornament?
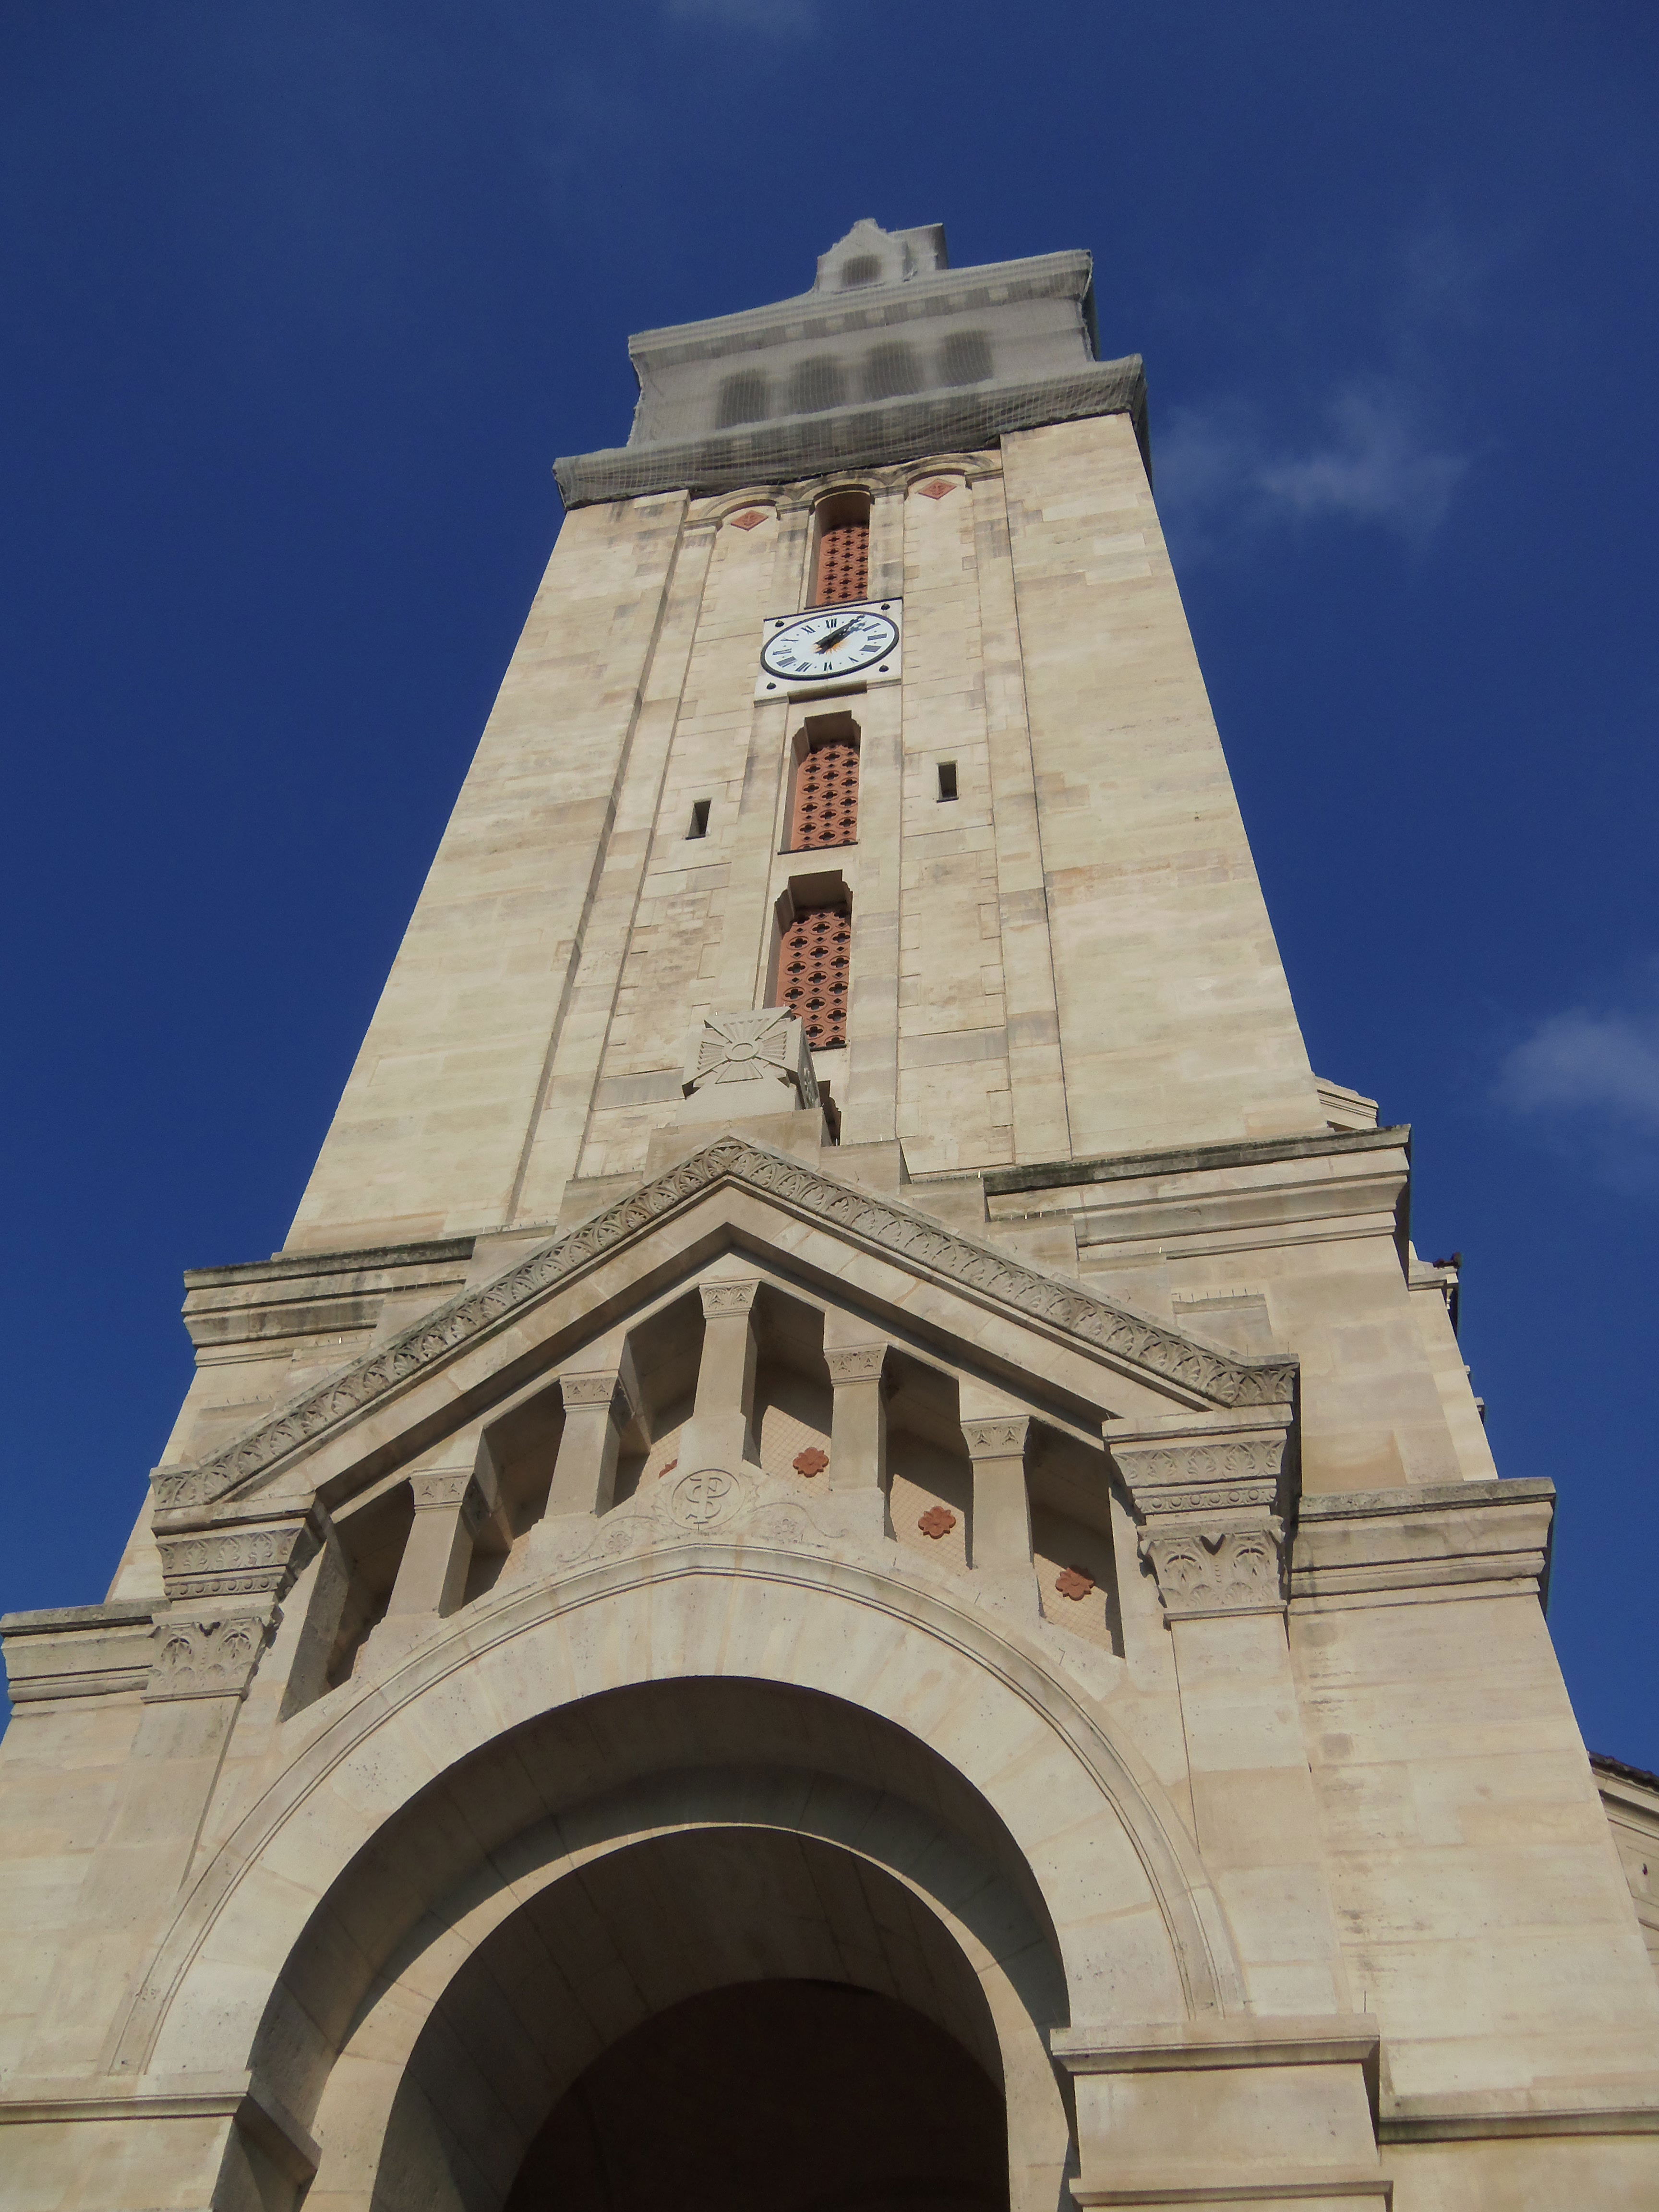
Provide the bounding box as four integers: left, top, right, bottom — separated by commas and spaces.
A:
683, 1008, 819, 1108
1108, 1415, 1294, 1622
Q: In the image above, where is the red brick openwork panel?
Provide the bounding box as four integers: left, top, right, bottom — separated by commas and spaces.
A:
789, 738, 859, 851
779, 902, 852, 1051
815, 518, 869, 606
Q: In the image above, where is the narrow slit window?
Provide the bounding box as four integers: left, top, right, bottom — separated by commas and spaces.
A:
687, 798, 711, 840
937, 761, 958, 803
779, 901, 852, 1052
790, 738, 859, 851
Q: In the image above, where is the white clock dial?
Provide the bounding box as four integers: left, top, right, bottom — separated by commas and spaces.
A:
760, 605, 899, 683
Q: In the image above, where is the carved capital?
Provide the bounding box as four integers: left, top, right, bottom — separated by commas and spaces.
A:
559, 1370, 637, 1424
1140, 1524, 1287, 1619
825, 1343, 889, 1387
699, 1278, 762, 1321
155, 1513, 317, 1605
961, 1415, 1031, 1460
1110, 1414, 1294, 1621
684, 1008, 818, 1108
144, 1610, 277, 1701
409, 1469, 490, 1532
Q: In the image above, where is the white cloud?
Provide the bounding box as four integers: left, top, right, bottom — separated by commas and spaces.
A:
1502, 1001, 1659, 1132
665, 0, 817, 30
1157, 377, 1470, 552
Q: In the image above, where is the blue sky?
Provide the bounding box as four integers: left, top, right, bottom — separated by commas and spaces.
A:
2, 1, 1655, 1755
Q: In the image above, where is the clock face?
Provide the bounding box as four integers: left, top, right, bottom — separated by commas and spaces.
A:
760, 604, 899, 684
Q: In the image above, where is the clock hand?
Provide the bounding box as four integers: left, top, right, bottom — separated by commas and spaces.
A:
814, 623, 853, 653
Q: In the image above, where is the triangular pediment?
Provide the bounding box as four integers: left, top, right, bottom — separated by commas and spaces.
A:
155, 1135, 1295, 1512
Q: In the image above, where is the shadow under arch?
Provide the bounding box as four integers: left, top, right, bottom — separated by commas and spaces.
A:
257, 1678, 1074, 2210
373, 1825, 1026, 2212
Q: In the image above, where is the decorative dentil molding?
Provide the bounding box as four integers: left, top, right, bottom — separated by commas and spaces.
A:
152, 1136, 1296, 1513
683, 1009, 818, 1109
144, 1611, 277, 1702
1110, 1419, 1293, 1622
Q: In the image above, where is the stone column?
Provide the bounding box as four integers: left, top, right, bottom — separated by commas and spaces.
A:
825, 1341, 890, 1493
1110, 1410, 1353, 2017
384, 1455, 498, 1623
677, 1277, 761, 1472
546, 1359, 640, 1518
962, 1411, 1037, 1611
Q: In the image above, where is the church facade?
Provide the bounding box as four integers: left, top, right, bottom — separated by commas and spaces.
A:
3, 220, 1656, 2212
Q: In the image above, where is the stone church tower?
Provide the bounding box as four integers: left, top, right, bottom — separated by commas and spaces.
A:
3, 220, 1657, 2212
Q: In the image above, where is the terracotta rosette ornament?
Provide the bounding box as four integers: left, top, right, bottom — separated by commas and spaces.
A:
793, 1447, 829, 1478
1055, 1567, 1095, 1601
917, 1506, 957, 1540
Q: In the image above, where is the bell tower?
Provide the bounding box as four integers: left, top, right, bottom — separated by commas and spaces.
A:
4, 222, 1657, 2212
282, 216, 1325, 1263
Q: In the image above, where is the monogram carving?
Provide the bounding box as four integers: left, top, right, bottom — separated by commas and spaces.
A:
156, 1519, 314, 1603
668, 1468, 742, 1530
1140, 1527, 1286, 1618
153, 1136, 1296, 1511
962, 1417, 1030, 1458
144, 1611, 276, 1701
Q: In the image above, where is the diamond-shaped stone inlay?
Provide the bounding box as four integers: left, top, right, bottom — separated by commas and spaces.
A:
730, 509, 767, 530
916, 480, 956, 501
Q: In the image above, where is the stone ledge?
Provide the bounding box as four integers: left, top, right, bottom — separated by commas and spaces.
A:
1052, 2015, 1380, 2078
182, 1235, 477, 1352
984, 1125, 1411, 1200
1, 1601, 156, 1705
1291, 1479, 1554, 1608
0, 2072, 319, 2182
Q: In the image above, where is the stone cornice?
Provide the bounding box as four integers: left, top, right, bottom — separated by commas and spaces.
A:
153, 1136, 1296, 1513
981, 1123, 1412, 1200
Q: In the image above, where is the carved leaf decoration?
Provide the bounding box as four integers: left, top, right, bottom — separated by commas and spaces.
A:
1054, 1566, 1095, 1601
792, 1447, 829, 1478
918, 1506, 957, 1539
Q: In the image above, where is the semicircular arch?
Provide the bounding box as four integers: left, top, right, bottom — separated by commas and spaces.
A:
115, 1549, 1244, 2095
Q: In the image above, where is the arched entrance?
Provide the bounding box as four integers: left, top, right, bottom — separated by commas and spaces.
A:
508, 1980, 1006, 2212
364, 1779, 1039, 2210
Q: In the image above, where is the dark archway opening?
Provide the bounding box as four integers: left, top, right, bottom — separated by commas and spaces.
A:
506, 1978, 1008, 2212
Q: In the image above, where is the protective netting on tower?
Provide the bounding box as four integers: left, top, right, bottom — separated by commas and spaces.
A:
555, 359, 1147, 508
779, 903, 852, 1051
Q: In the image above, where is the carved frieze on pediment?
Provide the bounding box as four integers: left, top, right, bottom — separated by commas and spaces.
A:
152, 1136, 1296, 1513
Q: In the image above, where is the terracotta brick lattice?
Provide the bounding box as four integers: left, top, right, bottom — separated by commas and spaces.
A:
779, 902, 852, 1051
815, 517, 869, 605
789, 738, 859, 852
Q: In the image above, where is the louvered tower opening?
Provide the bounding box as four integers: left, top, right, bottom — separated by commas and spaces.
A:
789, 737, 859, 851
811, 492, 871, 607
779, 903, 852, 1052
